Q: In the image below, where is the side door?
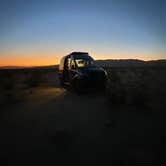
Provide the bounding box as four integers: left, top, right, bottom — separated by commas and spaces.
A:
63, 56, 71, 83
58, 56, 65, 79
68, 58, 77, 83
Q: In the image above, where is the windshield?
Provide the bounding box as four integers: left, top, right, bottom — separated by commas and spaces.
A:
74, 56, 95, 68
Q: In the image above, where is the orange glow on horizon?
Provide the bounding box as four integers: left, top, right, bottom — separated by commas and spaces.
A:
0, 50, 165, 67
0, 57, 59, 67
0, 51, 59, 66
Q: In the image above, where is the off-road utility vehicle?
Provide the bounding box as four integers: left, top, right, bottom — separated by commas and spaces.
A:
58, 52, 107, 93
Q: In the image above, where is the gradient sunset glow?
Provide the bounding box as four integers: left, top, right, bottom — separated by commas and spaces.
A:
0, 0, 165, 66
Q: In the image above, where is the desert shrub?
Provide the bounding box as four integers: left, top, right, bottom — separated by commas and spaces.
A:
0, 91, 24, 107
126, 84, 149, 107
106, 68, 150, 107
1, 78, 14, 90
0, 74, 15, 91
24, 71, 43, 88
107, 84, 126, 105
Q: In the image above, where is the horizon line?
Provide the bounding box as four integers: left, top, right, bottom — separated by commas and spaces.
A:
0, 58, 165, 67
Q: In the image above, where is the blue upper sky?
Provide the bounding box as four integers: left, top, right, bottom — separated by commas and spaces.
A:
0, 0, 165, 65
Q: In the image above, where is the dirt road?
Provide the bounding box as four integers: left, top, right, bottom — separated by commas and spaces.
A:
0, 87, 164, 165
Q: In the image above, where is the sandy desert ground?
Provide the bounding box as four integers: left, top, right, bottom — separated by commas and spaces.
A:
0, 66, 165, 165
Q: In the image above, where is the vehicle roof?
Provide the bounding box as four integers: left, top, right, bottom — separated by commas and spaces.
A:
66, 52, 91, 59
66, 52, 88, 56
70, 52, 88, 55
60, 52, 93, 61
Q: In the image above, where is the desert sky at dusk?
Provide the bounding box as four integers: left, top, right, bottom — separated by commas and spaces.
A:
0, 0, 165, 66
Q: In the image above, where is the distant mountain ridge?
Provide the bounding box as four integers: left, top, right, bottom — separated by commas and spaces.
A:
0, 65, 58, 70
0, 59, 165, 69
95, 59, 166, 67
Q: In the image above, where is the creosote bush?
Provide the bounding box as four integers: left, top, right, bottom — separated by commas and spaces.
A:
24, 71, 43, 88
106, 68, 150, 107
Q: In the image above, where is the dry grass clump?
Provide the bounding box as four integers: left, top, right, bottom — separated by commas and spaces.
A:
106, 67, 165, 108
0, 68, 59, 107
24, 71, 43, 88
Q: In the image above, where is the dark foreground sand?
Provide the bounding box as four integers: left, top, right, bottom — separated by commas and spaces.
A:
0, 87, 165, 166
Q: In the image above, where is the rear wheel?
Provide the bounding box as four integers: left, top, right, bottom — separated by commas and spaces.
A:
59, 77, 64, 87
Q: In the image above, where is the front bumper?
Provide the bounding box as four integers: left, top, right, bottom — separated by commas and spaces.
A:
79, 74, 107, 89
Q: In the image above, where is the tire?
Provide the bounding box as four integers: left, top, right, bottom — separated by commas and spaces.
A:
99, 81, 107, 92
59, 78, 64, 87
73, 79, 83, 94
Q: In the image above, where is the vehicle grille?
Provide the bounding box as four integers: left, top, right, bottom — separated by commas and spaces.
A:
88, 71, 105, 82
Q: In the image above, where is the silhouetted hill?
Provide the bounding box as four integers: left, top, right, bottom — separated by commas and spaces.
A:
0, 59, 165, 69
0, 65, 58, 70
95, 59, 166, 67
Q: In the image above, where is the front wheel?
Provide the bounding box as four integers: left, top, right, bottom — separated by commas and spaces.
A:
73, 79, 83, 94
99, 80, 107, 92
